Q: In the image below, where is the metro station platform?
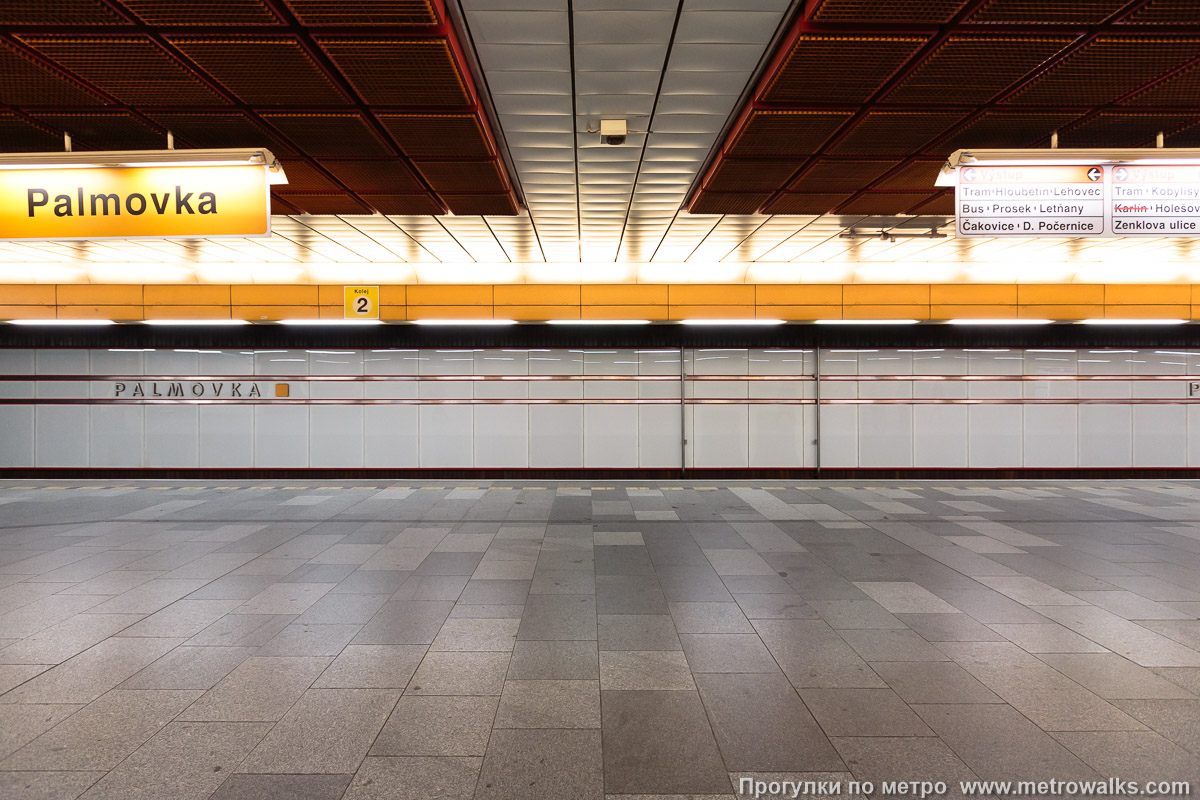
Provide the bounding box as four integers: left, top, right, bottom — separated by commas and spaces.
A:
1, 481, 1199, 799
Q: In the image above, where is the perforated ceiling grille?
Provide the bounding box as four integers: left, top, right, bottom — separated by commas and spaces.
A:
690, 0, 1200, 217
283, 0, 438, 26
763, 36, 925, 104
120, 1, 280, 26
19, 36, 226, 106
317, 39, 469, 106
0, 4, 519, 216
885, 35, 1070, 104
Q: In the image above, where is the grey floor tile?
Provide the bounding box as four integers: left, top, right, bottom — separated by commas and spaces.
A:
257, 622, 362, 657
0, 613, 141, 664
119, 645, 256, 690
0, 703, 84, 761
518, 594, 597, 641
809, 600, 908, 631
407, 651, 511, 696
1036, 653, 1197, 699
669, 602, 753, 634
344, 756, 481, 800
600, 651, 695, 690
696, 672, 843, 772
838, 629, 950, 662
459, 579, 531, 605
209, 773, 353, 800
753, 620, 885, 689
78, 721, 270, 800
988, 623, 1109, 654
3, 636, 184, 704
598, 615, 681, 651
1051, 731, 1200, 783
733, 593, 818, 620
0, 771, 103, 800
239, 688, 398, 774
0, 663, 51, 695
351, 600, 454, 645
831, 736, 981, 789
178, 656, 330, 722
372, 695, 498, 756
800, 688, 934, 737
313, 644, 426, 689
870, 661, 1002, 704
1, 689, 201, 771
430, 617, 520, 652
478, 729, 602, 799
894, 613, 1007, 642
601, 690, 730, 795
597, 575, 668, 615
853, 582, 960, 614
913, 703, 1098, 781
679, 634, 780, 674
508, 640, 598, 680
494, 679, 600, 728
1112, 699, 1200, 756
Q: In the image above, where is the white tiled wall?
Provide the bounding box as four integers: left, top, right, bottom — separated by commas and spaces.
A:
1, 347, 1198, 469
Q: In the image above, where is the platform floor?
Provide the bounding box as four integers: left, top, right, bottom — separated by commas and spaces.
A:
1, 481, 1200, 799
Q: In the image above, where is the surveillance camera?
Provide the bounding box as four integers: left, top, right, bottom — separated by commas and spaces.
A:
599, 119, 626, 146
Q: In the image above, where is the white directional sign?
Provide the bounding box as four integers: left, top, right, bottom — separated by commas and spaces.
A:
1110, 164, 1200, 236
956, 165, 1105, 237
954, 161, 1200, 237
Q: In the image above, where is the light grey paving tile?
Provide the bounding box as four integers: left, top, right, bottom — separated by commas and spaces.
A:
679, 634, 779, 674
800, 688, 933, 737
352, 600, 454, 645
696, 672, 842, 773
3, 636, 184, 704
1140, 620, 1200, 651
184, 613, 294, 647
448, 603, 524, 619
294, 592, 389, 625
0, 689, 201, 771
478, 728, 602, 799
406, 651, 511, 696
256, 622, 362, 657
116, 598, 242, 638
459, 579, 530, 605
84, 580, 208, 615
78, 721, 270, 800
1071, 591, 1195, 621
508, 640, 599, 680
1051, 731, 1200, 784
669, 602, 753, 634
178, 656, 330, 722
120, 645, 256, 690
600, 650, 696, 691
809, 600, 908, 630
0, 702, 84, 761
752, 620, 885, 689
838, 629, 950, 662
494, 679, 600, 728
430, 617, 520, 652
1112, 699, 1200, 757
1032, 605, 1200, 668
852, 582, 960, 614
0, 613, 142, 665
0, 771, 104, 800
599, 615, 681, 651
239, 688, 399, 774
733, 593, 818, 620
344, 756, 480, 800
210, 773, 353, 800
595, 531, 644, 546
1036, 653, 1197, 700
314, 645, 426, 689
913, 703, 1098, 782
236, 582, 336, 615
703, 549, 776, 576
830, 737, 981, 789
59, 570, 161, 597
1153, 667, 1200, 696
372, 695, 497, 756
518, 594, 597, 641
601, 691, 729, 796
0, 594, 109, 639
975, 577, 1089, 607
988, 623, 1109, 654
434, 534, 495, 553
871, 661, 1002, 704
0, 663, 51, 695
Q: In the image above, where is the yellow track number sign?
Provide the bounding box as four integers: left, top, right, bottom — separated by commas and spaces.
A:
0, 164, 271, 240
344, 286, 379, 319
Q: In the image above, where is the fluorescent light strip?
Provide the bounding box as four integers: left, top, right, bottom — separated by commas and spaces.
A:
814, 319, 920, 325
278, 319, 386, 326
411, 319, 518, 326
142, 319, 250, 326
948, 319, 1053, 326
9, 319, 116, 326
1079, 319, 1187, 326
547, 319, 651, 325
678, 319, 786, 326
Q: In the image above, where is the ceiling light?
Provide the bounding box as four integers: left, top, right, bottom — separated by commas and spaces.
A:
278, 319, 386, 326
1079, 319, 1187, 326
679, 319, 786, 326
547, 319, 650, 325
814, 319, 920, 325
948, 319, 1053, 326
9, 318, 116, 325
0, 148, 287, 183
411, 319, 518, 326
142, 319, 250, 326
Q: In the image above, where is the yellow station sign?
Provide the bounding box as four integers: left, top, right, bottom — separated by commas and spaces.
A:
0, 163, 271, 240
344, 286, 380, 319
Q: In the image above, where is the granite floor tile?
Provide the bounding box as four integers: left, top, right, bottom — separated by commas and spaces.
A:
869, 661, 1003, 704
753, 620, 885, 689
669, 602, 753, 634
209, 773, 353, 800
1112, 699, 1200, 756
344, 756, 480, 800
477, 729, 602, 799
239, 688, 398, 774
600, 650, 696, 690
119, 645, 256, 690
257, 622, 363, 657
3, 636, 184, 704
696, 672, 842, 772
372, 695, 497, 756
601, 690, 730, 795
0, 663, 50, 695
837, 629, 950, 662
679, 634, 780, 674
407, 651, 511, 696
0, 613, 142, 665
430, 617, 520, 652
1, 689, 201, 771
0, 771, 103, 800
0, 703, 84, 761
597, 575, 668, 615
494, 679, 600, 728
598, 614, 681, 651
1036, 653, 1197, 700
800, 688, 934, 737
831, 737, 981, 789
518, 594, 597, 641
351, 601, 454, 645
78, 721, 270, 800
1051, 731, 1200, 783
178, 656, 330, 722
313, 644, 426, 689
508, 640, 599, 680
459, 579, 531, 605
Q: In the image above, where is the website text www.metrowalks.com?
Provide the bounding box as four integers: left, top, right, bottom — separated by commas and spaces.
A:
739, 777, 1193, 799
